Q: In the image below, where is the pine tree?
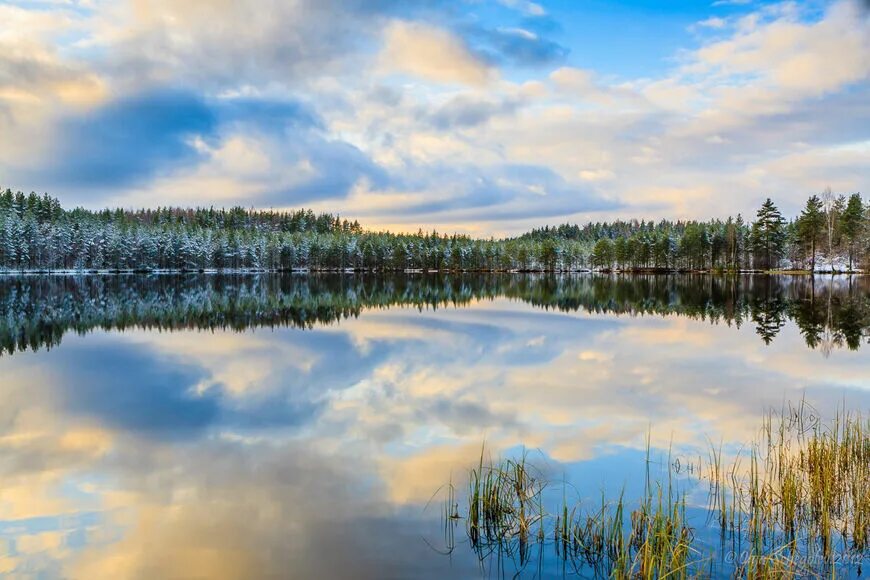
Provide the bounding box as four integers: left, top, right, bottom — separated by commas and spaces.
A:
840, 193, 865, 271
751, 198, 786, 270
591, 238, 613, 269
797, 195, 824, 271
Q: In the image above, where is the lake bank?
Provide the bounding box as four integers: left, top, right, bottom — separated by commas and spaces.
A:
0, 267, 865, 276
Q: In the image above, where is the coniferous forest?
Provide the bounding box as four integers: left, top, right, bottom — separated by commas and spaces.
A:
0, 188, 867, 273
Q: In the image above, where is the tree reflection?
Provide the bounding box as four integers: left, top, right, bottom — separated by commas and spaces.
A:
0, 274, 866, 355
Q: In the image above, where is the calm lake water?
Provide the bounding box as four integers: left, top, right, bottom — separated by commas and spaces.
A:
0, 274, 867, 578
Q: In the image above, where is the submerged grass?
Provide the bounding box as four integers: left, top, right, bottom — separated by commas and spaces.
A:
440, 404, 869, 578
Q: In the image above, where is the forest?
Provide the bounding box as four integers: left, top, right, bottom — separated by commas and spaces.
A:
0, 188, 867, 272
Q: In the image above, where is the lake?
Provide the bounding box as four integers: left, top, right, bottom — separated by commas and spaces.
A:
0, 273, 867, 578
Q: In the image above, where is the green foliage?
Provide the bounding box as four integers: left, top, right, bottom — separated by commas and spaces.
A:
591, 238, 614, 269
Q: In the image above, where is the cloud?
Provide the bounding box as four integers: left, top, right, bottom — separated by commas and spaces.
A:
427, 95, 519, 129
497, 0, 547, 17
8, 87, 390, 205
348, 162, 618, 222
32, 89, 216, 189
0, 41, 104, 105
694, 16, 728, 30
473, 26, 570, 67
216, 97, 323, 133
90, 0, 431, 90
128, 124, 390, 209
690, 1, 870, 98
0, 0, 869, 233
379, 20, 494, 85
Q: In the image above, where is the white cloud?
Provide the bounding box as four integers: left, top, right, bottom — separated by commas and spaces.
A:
497, 0, 547, 17
691, 1, 870, 98
694, 16, 728, 30
379, 21, 494, 86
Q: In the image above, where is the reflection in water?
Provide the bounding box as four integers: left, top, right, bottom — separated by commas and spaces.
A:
1, 273, 867, 354
0, 274, 867, 578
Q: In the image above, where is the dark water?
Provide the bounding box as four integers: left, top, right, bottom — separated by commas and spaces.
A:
0, 273, 867, 578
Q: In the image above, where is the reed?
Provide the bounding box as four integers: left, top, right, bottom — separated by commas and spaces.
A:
452, 442, 697, 577
465, 446, 546, 566
440, 403, 869, 577
705, 402, 869, 573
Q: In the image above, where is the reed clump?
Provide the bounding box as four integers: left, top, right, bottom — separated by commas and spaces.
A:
459, 445, 697, 577
441, 404, 869, 577
553, 485, 695, 578
466, 448, 547, 565
706, 403, 869, 569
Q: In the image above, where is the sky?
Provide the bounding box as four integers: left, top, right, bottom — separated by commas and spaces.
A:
0, 0, 869, 236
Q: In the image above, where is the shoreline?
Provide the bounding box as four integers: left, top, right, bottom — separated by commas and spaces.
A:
0, 267, 865, 276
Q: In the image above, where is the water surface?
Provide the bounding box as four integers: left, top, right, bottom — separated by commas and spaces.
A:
0, 274, 867, 577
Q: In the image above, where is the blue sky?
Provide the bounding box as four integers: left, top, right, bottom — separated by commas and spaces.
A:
0, 0, 868, 235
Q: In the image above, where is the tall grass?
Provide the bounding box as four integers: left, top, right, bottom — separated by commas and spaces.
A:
465, 447, 547, 566
706, 402, 869, 570
440, 403, 869, 577
457, 443, 697, 577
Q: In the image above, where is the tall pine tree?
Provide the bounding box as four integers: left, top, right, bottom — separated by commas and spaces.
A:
840, 193, 865, 270
797, 195, 824, 271
751, 198, 786, 270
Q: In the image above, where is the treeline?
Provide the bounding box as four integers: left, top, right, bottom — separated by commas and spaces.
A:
0, 188, 867, 272
528, 191, 869, 271
1, 273, 867, 355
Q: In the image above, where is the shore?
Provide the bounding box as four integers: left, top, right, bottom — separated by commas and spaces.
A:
0, 267, 865, 276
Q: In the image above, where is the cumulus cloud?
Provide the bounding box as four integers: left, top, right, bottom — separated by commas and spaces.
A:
695, 16, 728, 29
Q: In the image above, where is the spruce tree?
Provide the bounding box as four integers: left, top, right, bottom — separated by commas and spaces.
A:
751, 198, 786, 270
840, 193, 865, 270
797, 195, 824, 271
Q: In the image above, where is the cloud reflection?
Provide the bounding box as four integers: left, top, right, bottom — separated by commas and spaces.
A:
0, 276, 867, 577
